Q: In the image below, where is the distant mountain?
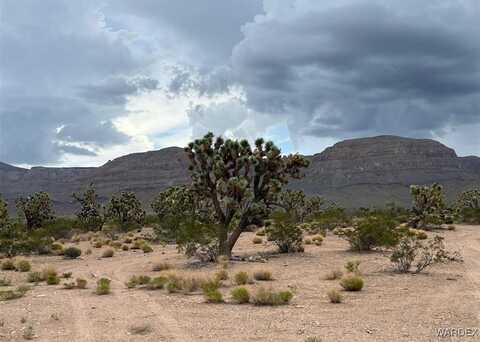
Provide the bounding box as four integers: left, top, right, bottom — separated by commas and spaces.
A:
1, 136, 479, 214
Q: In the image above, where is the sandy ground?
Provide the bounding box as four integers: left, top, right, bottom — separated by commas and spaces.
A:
1, 225, 480, 342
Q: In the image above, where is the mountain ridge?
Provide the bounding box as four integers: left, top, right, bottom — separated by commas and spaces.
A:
1, 135, 479, 213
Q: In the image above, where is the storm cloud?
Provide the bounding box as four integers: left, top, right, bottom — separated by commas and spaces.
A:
1, 0, 479, 166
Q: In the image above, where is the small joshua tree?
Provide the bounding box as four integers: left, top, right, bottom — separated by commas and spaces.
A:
16, 192, 55, 230
185, 133, 309, 257
409, 183, 446, 229
73, 184, 105, 231
0, 195, 8, 229
277, 189, 324, 223
106, 192, 145, 230
455, 189, 480, 224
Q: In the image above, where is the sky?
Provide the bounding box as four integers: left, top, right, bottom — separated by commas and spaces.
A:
0, 0, 479, 167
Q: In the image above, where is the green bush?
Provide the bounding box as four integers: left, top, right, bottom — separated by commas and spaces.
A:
251, 287, 293, 306
1, 259, 16, 271
335, 214, 400, 251
96, 278, 111, 295
214, 269, 228, 281
203, 288, 223, 303
344, 260, 361, 274
340, 275, 364, 291
0, 285, 29, 301
46, 273, 60, 285
141, 244, 153, 253
231, 287, 250, 304
147, 276, 168, 290
234, 271, 250, 285
15, 259, 31, 272
63, 247, 82, 259
265, 211, 304, 253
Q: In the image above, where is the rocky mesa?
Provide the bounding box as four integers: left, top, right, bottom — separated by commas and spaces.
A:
0, 136, 479, 214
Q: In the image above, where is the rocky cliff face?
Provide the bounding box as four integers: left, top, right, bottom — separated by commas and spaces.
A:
0, 136, 478, 213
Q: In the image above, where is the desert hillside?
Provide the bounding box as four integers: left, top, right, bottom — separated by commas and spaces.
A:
1, 136, 479, 213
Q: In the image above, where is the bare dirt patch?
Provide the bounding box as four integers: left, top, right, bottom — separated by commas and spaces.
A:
1, 225, 479, 341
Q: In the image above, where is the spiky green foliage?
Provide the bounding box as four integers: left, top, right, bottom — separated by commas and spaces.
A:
276, 190, 324, 223
185, 132, 309, 257
152, 186, 217, 259
410, 183, 446, 229
0, 195, 9, 229
16, 192, 55, 230
265, 210, 304, 253
455, 189, 480, 224
73, 184, 105, 231
106, 192, 145, 230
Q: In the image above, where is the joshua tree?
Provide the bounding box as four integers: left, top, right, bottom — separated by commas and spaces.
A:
409, 183, 445, 229
16, 192, 55, 230
73, 184, 105, 231
0, 195, 8, 228
106, 191, 145, 230
277, 189, 324, 223
456, 188, 480, 224
185, 132, 309, 257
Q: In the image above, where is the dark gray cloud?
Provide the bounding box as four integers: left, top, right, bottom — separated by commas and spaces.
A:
230, 1, 480, 145
1, 0, 479, 166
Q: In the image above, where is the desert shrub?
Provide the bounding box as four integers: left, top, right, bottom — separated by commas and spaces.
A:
304, 238, 312, 245
76, 278, 87, 289
147, 276, 169, 290
96, 278, 111, 295
141, 244, 153, 253
63, 247, 82, 259
203, 288, 224, 303
46, 273, 60, 285
93, 241, 103, 248
27, 272, 44, 283
105, 192, 145, 231
335, 214, 400, 251
0, 277, 11, 286
181, 277, 202, 293
51, 243, 64, 255
252, 237, 262, 244
72, 184, 105, 231
230, 287, 250, 304
409, 183, 446, 229
1, 259, 15, 271
409, 229, 428, 240
265, 211, 304, 253
15, 259, 31, 272
129, 323, 152, 336
390, 234, 461, 273
251, 287, 293, 306
0, 286, 29, 301
15, 192, 55, 230
42, 266, 57, 278
102, 249, 114, 258
253, 270, 273, 281
324, 269, 343, 280
309, 207, 350, 231
122, 244, 129, 251
137, 275, 151, 285
125, 276, 139, 289
345, 260, 361, 274
327, 289, 343, 303
340, 275, 364, 291
166, 274, 184, 293
215, 269, 229, 281
305, 337, 322, 342
152, 262, 172, 272
234, 271, 250, 285
311, 235, 323, 246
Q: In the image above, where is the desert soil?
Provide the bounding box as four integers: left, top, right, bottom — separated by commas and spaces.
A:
1, 225, 480, 342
